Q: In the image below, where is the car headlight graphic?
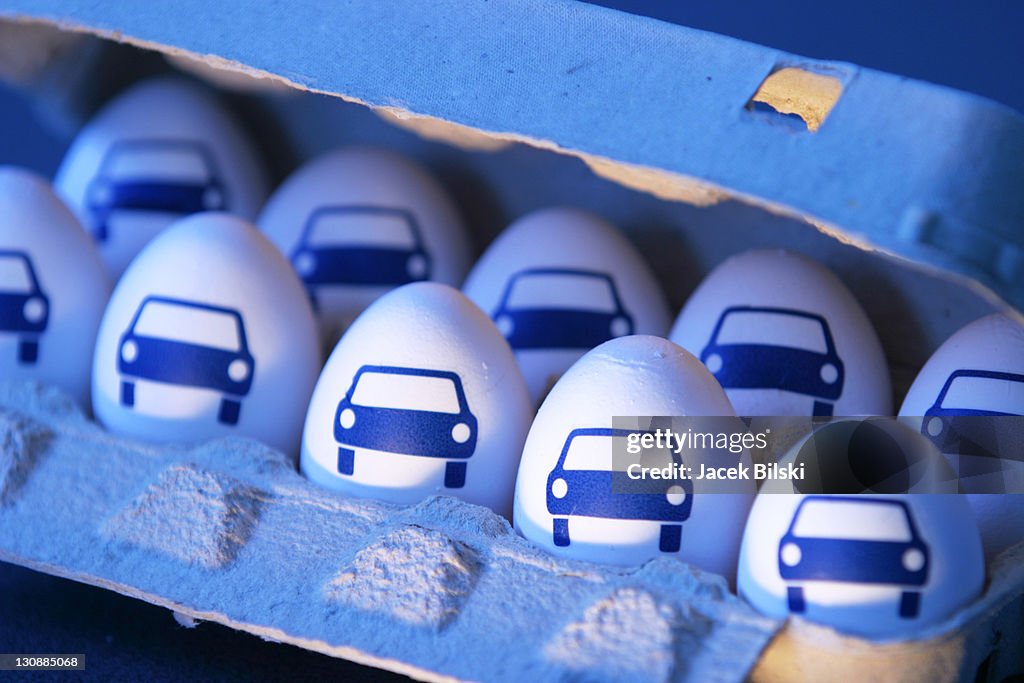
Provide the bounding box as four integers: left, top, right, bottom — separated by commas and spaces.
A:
228, 359, 250, 382
451, 422, 471, 443
780, 542, 802, 567
23, 297, 46, 323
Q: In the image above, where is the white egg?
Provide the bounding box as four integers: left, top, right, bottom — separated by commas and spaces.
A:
55, 77, 268, 278
300, 282, 532, 516
258, 148, 472, 345
898, 312, 1024, 559
670, 249, 891, 417
463, 208, 671, 404
91, 213, 320, 455
0, 167, 111, 406
738, 491, 983, 638
513, 335, 755, 580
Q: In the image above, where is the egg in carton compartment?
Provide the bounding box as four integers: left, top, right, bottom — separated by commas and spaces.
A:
0, 1, 1023, 681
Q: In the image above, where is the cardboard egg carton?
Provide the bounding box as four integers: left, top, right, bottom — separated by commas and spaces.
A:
0, 2, 1023, 681
0, 380, 781, 683
1, 380, 1022, 683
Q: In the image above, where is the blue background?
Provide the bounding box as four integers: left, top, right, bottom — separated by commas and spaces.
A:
0, 2, 1021, 680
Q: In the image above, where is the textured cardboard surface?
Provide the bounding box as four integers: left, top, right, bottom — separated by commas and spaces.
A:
0, 381, 781, 683
1, 380, 1021, 682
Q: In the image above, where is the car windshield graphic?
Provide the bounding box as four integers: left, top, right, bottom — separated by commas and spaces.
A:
938, 374, 1024, 415
561, 433, 620, 471
0, 256, 32, 292
716, 310, 828, 353
306, 210, 417, 248
505, 272, 617, 312
350, 371, 461, 413
105, 145, 213, 182
132, 300, 242, 351
792, 499, 912, 541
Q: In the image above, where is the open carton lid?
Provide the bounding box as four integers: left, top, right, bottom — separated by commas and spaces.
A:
2, 0, 1023, 312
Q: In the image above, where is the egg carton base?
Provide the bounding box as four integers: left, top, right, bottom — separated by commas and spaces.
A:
0, 380, 776, 683
0, 379, 1021, 683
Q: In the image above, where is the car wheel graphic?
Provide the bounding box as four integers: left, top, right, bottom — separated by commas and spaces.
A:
218, 398, 242, 425
120, 381, 136, 407
787, 586, 806, 613
899, 591, 921, 619
444, 461, 467, 489
659, 524, 681, 553
552, 517, 570, 547
812, 400, 834, 417
17, 339, 39, 365
337, 447, 355, 476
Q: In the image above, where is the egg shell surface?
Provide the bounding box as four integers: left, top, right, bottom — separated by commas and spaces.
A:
463, 207, 671, 404
301, 282, 532, 517
258, 148, 472, 345
55, 77, 268, 277
898, 312, 1024, 559
738, 491, 983, 639
0, 167, 111, 407
513, 335, 754, 580
92, 212, 319, 456
670, 249, 891, 417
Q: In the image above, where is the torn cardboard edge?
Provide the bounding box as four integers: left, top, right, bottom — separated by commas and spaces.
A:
0, 14, 1014, 320
1, 14, 1020, 323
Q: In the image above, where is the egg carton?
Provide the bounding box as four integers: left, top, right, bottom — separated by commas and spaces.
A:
1, 1, 1024, 682
0, 380, 1022, 683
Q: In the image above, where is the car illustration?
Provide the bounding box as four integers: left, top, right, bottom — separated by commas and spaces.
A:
86, 139, 227, 242
0, 250, 49, 365
546, 428, 693, 553
700, 306, 845, 416
491, 268, 634, 350
290, 205, 431, 304
922, 369, 1024, 479
118, 296, 255, 425
778, 496, 930, 619
333, 365, 477, 488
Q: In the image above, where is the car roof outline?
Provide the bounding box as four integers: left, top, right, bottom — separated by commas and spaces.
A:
787, 495, 922, 541
126, 295, 250, 354
553, 427, 676, 471
933, 368, 1024, 409
298, 205, 424, 249
348, 364, 470, 412
708, 305, 838, 355
97, 138, 221, 179
0, 250, 43, 292
498, 267, 626, 312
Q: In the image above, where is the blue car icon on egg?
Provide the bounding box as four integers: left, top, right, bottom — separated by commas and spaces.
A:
86, 139, 227, 243
290, 205, 431, 301
778, 496, 930, 619
0, 250, 49, 365
701, 306, 845, 416
922, 369, 1024, 480
492, 268, 634, 350
334, 365, 477, 489
118, 296, 255, 425
546, 428, 693, 553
